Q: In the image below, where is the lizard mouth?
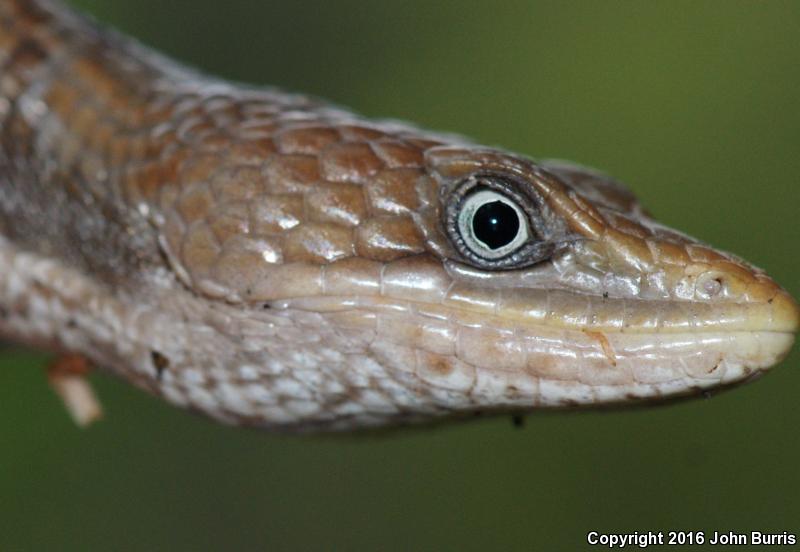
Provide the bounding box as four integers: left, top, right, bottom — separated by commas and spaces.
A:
436, 285, 800, 335
273, 288, 798, 408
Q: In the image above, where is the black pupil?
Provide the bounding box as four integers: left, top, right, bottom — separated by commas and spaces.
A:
472, 200, 519, 250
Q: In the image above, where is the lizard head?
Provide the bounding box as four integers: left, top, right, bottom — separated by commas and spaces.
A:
158, 115, 798, 429
411, 146, 798, 408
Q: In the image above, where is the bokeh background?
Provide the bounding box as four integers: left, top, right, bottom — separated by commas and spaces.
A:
3, 1, 799, 550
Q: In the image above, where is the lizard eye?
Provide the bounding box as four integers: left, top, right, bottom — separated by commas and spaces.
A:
458, 189, 529, 259
444, 173, 557, 269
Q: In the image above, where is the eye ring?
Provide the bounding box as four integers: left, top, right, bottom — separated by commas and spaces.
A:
457, 189, 529, 260
444, 173, 555, 269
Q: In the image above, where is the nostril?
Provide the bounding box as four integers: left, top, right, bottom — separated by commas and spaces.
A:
696, 272, 725, 299
705, 277, 723, 296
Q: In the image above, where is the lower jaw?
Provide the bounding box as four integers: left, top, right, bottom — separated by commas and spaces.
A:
457, 329, 796, 408
532, 330, 795, 407
279, 297, 796, 410
361, 319, 796, 410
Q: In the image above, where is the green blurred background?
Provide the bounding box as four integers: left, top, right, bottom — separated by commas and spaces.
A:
2, 1, 799, 550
